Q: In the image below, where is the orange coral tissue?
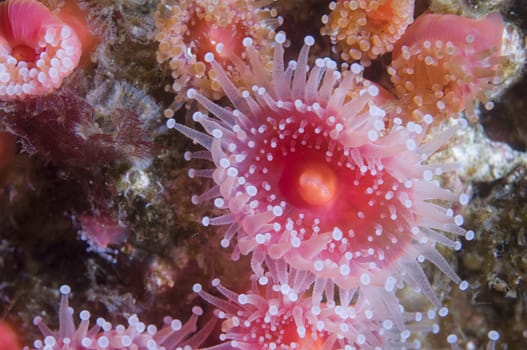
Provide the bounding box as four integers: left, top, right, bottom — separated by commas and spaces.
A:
388, 13, 506, 122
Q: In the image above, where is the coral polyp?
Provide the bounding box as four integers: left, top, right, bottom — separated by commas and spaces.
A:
0, 0, 82, 99
155, 0, 280, 106
171, 33, 466, 306
194, 259, 388, 349
24, 285, 213, 350
321, 0, 415, 64
388, 13, 506, 122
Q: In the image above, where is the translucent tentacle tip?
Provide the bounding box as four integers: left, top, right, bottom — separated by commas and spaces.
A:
242, 37, 253, 47
204, 52, 215, 63
192, 283, 202, 293
304, 35, 315, 46
488, 330, 500, 342
59, 284, 71, 295
192, 306, 204, 316
186, 88, 197, 99
275, 31, 286, 44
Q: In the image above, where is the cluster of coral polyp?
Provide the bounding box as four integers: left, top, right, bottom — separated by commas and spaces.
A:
168, 27, 473, 348
23, 285, 214, 350
7, 0, 522, 348
158, 0, 518, 348
321, 1, 514, 125
388, 13, 507, 122
321, 0, 415, 65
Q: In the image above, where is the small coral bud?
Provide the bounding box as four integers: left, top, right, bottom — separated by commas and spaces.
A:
79, 214, 126, 249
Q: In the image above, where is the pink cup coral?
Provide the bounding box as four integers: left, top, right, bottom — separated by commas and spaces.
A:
388, 13, 506, 122
155, 0, 281, 111
0, 0, 82, 100
170, 33, 469, 311
194, 258, 392, 349
25, 285, 213, 350
321, 0, 415, 65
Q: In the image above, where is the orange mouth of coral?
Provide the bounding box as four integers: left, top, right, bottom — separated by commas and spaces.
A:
279, 151, 338, 210
367, 0, 394, 27
297, 162, 337, 207
10, 44, 38, 63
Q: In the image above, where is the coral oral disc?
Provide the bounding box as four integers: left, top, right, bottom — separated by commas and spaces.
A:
185, 18, 245, 64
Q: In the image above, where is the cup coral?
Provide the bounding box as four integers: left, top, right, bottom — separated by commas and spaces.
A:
388, 13, 506, 122
0, 0, 82, 100
24, 285, 213, 350
154, 0, 281, 110
170, 33, 468, 315
321, 0, 415, 65
194, 258, 391, 349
